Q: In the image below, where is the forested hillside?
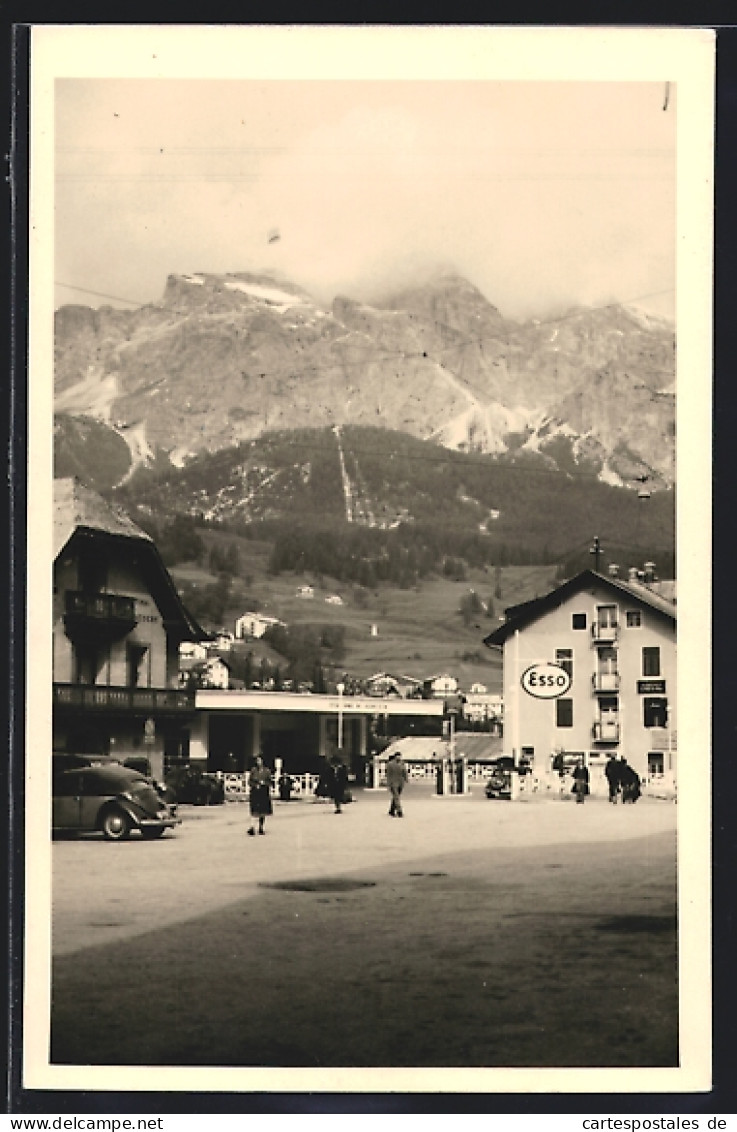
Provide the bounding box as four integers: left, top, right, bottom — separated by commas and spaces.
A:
113, 425, 675, 589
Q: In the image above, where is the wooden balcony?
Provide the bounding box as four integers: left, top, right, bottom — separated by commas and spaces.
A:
591, 672, 621, 694
63, 591, 137, 640
53, 683, 196, 715
592, 719, 620, 743
591, 621, 618, 644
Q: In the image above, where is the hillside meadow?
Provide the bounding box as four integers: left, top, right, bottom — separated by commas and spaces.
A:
170, 533, 559, 690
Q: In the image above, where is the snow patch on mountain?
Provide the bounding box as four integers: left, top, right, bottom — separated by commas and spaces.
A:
221, 277, 307, 310
55, 368, 119, 422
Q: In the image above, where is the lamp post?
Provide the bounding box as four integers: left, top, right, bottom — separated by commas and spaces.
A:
336, 681, 345, 752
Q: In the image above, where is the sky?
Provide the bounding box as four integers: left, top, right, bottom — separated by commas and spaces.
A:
55, 79, 677, 320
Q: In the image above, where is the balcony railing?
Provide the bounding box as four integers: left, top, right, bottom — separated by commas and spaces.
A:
591, 621, 618, 644
63, 591, 137, 637
592, 719, 620, 742
591, 671, 621, 693
53, 683, 196, 714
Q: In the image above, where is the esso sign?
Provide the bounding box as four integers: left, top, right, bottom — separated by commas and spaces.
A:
521, 663, 572, 699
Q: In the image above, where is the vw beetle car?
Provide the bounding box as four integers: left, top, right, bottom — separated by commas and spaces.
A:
52, 754, 180, 840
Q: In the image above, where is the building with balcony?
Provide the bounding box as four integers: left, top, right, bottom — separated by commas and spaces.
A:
483, 569, 676, 788
53, 478, 204, 779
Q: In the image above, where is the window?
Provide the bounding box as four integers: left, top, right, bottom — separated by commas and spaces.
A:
626, 610, 642, 628
572, 613, 587, 630
648, 751, 665, 776
556, 698, 573, 727
642, 646, 661, 677
555, 648, 573, 677
644, 697, 668, 728
126, 642, 150, 688
78, 547, 107, 593
597, 604, 617, 628
73, 643, 106, 685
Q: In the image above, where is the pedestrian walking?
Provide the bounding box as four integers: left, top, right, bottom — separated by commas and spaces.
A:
620, 761, 642, 804
247, 754, 273, 836
604, 754, 621, 803
328, 755, 349, 814
385, 751, 408, 817
278, 771, 293, 802
572, 758, 589, 804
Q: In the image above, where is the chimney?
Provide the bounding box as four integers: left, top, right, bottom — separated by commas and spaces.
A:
643, 561, 656, 583
608, 563, 620, 578
628, 567, 639, 582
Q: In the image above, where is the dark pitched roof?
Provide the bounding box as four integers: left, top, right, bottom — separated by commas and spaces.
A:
54, 477, 151, 558
54, 477, 204, 641
484, 569, 676, 648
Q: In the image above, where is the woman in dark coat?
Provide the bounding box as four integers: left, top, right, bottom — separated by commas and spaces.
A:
247, 755, 273, 836
328, 756, 349, 814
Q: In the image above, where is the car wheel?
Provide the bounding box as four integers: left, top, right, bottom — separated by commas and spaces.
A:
101, 807, 132, 841
141, 826, 167, 839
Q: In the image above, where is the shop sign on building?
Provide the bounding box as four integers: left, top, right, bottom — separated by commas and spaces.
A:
521, 663, 572, 700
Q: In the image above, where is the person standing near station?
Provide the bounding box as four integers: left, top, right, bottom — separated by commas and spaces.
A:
572, 757, 589, 804
247, 754, 273, 836
328, 754, 349, 814
385, 751, 408, 817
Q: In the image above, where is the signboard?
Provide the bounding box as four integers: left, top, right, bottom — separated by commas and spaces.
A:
637, 680, 666, 694
521, 663, 572, 700
143, 717, 156, 745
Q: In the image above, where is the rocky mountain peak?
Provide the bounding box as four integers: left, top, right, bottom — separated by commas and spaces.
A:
54, 269, 675, 490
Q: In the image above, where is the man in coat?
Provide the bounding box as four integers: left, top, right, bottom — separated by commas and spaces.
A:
604, 754, 621, 803
572, 757, 589, 804
385, 751, 409, 817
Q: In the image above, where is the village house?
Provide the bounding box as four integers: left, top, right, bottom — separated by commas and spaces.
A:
179, 640, 208, 662
484, 568, 676, 790
463, 686, 504, 725
52, 478, 204, 781
422, 673, 459, 699
234, 611, 285, 640
179, 655, 231, 691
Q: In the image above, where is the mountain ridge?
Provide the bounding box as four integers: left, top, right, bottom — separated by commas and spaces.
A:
54, 269, 675, 489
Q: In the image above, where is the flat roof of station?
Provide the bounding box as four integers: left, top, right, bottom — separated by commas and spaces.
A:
196, 690, 446, 717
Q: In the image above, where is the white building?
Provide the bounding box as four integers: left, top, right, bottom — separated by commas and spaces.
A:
234, 612, 285, 640
180, 640, 209, 661
422, 673, 459, 698
484, 569, 676, 788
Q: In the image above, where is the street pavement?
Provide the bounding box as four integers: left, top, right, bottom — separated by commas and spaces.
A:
51, 783, 678, 1070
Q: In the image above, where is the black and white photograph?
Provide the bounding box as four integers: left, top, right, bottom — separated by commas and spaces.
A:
22, 25, 713, 1098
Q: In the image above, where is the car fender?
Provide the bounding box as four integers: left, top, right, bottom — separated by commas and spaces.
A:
96, 797, 144, 830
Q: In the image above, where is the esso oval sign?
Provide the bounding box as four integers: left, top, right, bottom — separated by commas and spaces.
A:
521, 663, 572, 699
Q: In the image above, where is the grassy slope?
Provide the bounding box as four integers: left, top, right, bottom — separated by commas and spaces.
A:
171, 530, 558, 691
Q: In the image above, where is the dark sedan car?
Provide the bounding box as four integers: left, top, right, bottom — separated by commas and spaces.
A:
52, 761, 180, 841
484, 756, 514, 799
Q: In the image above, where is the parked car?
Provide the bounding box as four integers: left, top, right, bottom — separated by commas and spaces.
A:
164, 764, 226, 806
484, 756, 514, 800
52, 759, 180, 841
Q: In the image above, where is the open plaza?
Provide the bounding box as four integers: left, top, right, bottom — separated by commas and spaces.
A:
50, 782, 677, 1071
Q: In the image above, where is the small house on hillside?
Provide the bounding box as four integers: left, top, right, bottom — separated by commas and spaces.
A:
325, 594, 344, 605
180, 640, 208, 662
296, 585, 315, 600
210, 630, 234, 651
422, 673, 459, 699
179, 656, 231, 690
365, 672, 402, 697
234, 612, 285, 640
